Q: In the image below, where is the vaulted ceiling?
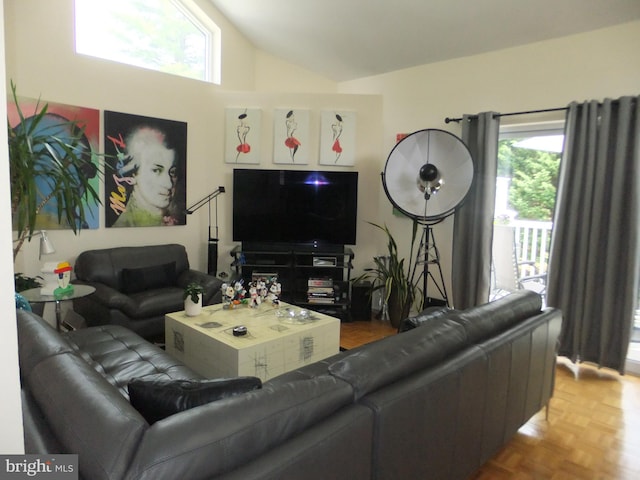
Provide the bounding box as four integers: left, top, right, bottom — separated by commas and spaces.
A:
209, 0, 640, 81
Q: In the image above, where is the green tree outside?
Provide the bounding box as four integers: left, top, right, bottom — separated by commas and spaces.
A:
498, 139, 560, 221
106, 0, 207, 81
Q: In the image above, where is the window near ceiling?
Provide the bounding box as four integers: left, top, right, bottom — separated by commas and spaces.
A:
74, 0, 221, 84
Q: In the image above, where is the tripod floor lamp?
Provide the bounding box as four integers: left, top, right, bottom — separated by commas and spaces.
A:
381, 129, 474, 307
185, 186, 225, 276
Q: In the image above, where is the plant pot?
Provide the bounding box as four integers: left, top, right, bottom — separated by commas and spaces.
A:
387, 289, 411, 329
184, 294, 202, 317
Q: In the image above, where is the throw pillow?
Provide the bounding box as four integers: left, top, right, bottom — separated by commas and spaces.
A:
128, 376, 262, 424
121, 261, 176, 294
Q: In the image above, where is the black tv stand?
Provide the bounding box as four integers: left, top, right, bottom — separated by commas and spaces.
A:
241, 241, 345, 254
230, 242, 354, 321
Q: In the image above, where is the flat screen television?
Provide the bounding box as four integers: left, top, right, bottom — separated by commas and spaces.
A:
232, 169, 358, 246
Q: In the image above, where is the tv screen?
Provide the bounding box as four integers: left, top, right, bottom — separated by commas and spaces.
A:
233, 169, 358, 246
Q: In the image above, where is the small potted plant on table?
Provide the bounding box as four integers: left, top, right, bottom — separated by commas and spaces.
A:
183, 282, 205, 317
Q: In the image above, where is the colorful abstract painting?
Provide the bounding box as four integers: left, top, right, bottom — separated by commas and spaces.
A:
104, 111, 187, 228
8, 98, 101, 229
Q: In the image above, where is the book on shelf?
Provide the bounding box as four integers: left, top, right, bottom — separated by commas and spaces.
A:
307, 286, 334, 294
307, 293, 335, 300
308, 277, 333, 287
307, 297, 336, 304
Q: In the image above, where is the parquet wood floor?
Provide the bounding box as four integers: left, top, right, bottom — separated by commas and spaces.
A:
339, 321, 640, 480
339, 318, 397, 350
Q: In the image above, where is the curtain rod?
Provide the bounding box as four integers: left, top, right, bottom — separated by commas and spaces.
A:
444, 106, 568, 124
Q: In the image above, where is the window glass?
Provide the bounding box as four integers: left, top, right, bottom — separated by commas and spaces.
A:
490, 122, 564, 305
496, 124, 563, 222
75, 0, 219, 83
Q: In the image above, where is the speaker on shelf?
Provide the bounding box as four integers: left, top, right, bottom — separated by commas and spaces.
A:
351, 281, 372, 321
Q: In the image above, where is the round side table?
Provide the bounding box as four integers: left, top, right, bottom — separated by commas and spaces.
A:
20, 285, 96, 332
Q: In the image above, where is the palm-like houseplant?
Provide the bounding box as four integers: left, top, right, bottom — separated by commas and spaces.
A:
9, 81, 102, 262
354, 222, 422, 328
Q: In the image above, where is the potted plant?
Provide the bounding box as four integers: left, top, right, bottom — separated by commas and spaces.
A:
14, 272, 43, 292
353, 222, 421, 328
183, 282, 205, 316
14, 272, 45, 314
8, 80, 102, 261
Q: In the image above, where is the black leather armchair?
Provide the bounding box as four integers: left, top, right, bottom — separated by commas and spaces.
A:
72, 244, 223, 339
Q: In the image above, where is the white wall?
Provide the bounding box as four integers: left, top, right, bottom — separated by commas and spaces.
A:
5, 0, 382, 287
0, 0, 26, 454
253, 50, 338, 94
338, 20, 640, 304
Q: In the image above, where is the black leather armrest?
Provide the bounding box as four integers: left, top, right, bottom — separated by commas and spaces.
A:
176, 270, 224, 304
73, 280, 136, 310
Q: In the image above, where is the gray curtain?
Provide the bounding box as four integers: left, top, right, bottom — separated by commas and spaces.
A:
451, 112, 500, 309
547, 96, 640, 374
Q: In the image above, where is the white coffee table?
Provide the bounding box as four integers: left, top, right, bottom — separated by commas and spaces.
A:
165, 302, 340, 381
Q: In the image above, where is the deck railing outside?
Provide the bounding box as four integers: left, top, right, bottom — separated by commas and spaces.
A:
498, 219, 640, 333
511, 219, 554, 274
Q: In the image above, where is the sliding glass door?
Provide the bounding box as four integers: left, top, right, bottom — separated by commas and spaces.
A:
490, 122, 563, 306
490, 120, 640, 374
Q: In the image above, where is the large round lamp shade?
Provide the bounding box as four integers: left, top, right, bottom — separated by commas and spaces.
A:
382, 129, 474, 222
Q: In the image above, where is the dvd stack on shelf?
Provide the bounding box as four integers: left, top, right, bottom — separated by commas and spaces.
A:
307, 277, 336, 305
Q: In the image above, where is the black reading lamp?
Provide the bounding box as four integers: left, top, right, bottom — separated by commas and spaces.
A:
185, 186, 225, 276
381, 129, 474, 306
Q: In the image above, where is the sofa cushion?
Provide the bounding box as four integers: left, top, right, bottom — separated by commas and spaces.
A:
125, 375, 354, 479
128, 377, 262, 424
64, 324, 200, 396
120, 287, 186, 318
121, 261, 176, 294
16, 310, 74, 379
449, 290, 543, 344
21, 388, 66, 454
74, 244, 190, 290
25, 352, 148, 480
328, 317, 468, 400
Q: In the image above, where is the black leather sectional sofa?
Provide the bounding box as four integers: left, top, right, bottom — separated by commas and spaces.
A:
18, 290, 561, 480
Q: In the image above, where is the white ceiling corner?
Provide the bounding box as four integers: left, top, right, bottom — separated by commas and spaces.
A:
209, 0, 640, 82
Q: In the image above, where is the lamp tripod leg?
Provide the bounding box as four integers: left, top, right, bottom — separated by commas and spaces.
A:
414, 224, 449, 309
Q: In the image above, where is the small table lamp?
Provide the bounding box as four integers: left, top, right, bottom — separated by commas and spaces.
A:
39, 230, 56, 259
37, 231, 59, 295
